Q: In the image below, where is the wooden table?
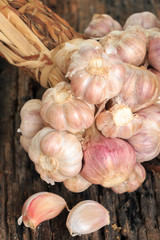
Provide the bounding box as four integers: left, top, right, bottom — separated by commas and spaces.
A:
1, 0, 160, 239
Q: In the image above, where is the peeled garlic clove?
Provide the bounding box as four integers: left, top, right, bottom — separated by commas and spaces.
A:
20, 99, 44, 138
84, 13, 122, 38
63, 174, 92, 193
40, 82, 95, 133
96, 105, 143, 139
18, 192, 67, 230
100, 26, 147, 66
111, 163, 146, 194
66, 200, 110, 236
67, 46, 126, 104
123, 11, 160, 30
28, 127, 83, 184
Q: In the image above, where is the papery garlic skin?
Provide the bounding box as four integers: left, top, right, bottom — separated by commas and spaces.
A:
63, 174, 92, 193
20, 135, 32, 153
81, 127, 136, 187
20, 99, 44, 138
100, 26, 147, 66
28, 127, 83, 184
53, 38, 102, 75
111, 65, 159, 112
148, 31, 160, 72
123, 12, 160, 30
18, 192, 67, 230
96, 105, 142, 139
66, 200, 110, 236
84, 14, 122, 38
128, 103, 160, 162
67, 46, 126, 104
40, 82, 95, 133
111, 163, 146, 194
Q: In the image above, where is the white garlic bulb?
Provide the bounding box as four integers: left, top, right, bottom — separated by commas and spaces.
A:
100, 25, 147, 66
40, 82, 95, 133
19, 99, 44, 138
66, 46, 126, 104
123, 11, 160, 30
28, 127, 83, 184
84, 14, 122, 38
66, 200, 110, 236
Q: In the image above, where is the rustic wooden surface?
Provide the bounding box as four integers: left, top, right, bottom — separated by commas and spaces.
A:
1, 0, 160, 239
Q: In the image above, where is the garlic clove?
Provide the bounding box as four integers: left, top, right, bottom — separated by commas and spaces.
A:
63, 174, 92, 193
18, 192, 67, 230
66, 200, 110, 236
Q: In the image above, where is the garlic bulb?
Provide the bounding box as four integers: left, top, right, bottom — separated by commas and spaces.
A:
148, 30, 160, 72
19, 99, 44, 138
100, 26, 147, 66
128, 103, 160, 162
18, 192, 67, 230
28, 127, 83, 184
111, 163, 146, 194
66, 46, 126, 104
123, 11, 160, 30
20, 135, 32, 153
66, 200, 110, 236
81, 124, 136, 187
63, 174, 92, 193
40, 82, 95, 133
84, 14, 122, 38
53, 38, 101, 75
111, 65, 159, 112
96, 104, 142, 139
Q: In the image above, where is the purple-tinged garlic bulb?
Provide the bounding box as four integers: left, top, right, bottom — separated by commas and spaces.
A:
128, 103, 160, 162
111, 163, 146, 194
40, 82, 95, 133
28, 127, 83, 185
18, 192, 67, 230
66, 200, 110, 236
84, 14, 122, 38
100, 25, 147, 66
66, 46, 126, 104
63, 174, 92, 193
96, 104, 142, 139
123, 11, 160, 30
111, 65, 159, 113
80, 124, 136, 187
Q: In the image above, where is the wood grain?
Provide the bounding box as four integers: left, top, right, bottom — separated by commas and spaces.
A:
0, 0, 160, 239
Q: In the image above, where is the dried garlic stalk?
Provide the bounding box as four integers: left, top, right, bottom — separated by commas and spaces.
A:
0, 0, 84, 87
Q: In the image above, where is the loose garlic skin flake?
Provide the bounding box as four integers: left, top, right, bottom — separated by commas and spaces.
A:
28, 127, 83, 184
123, 11, 160, 30
67, 46, 126, 104
66, 200, 110, 236
100, 26, 147, 66
84, 14, 122, 38
40, 82, 95, 133
18, 192, 67, 230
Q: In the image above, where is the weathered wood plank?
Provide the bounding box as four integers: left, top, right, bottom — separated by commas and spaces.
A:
0, 1, 160, 240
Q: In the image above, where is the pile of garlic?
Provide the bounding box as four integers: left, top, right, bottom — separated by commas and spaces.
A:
18, 11, 160, 235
